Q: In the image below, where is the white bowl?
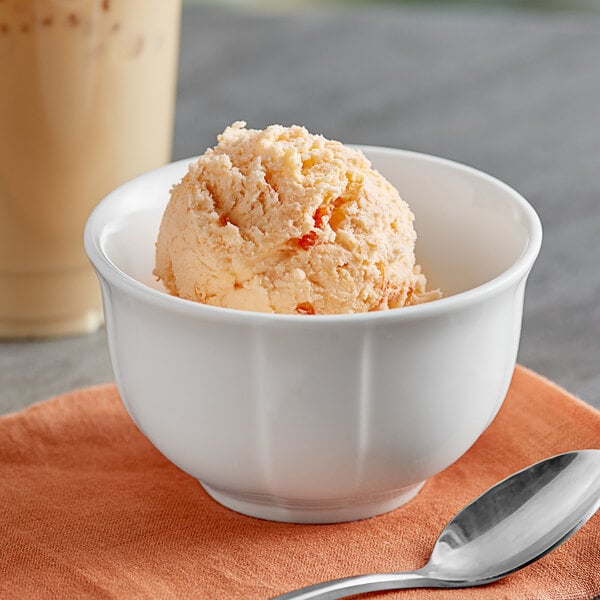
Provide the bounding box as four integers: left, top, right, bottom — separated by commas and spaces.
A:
85, 146, 542, 523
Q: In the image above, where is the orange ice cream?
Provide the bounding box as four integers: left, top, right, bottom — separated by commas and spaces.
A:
154, 122, 440, 314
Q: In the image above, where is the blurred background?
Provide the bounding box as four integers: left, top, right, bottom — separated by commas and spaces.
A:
186, 0, 600, 11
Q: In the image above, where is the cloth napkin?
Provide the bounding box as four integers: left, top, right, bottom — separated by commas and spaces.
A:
0, 365, 598, 600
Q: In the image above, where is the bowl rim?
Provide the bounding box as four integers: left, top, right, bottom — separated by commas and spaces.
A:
84, 145, 543, 325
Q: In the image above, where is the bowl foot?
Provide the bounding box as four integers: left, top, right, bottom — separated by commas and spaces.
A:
199, 481, 425, 523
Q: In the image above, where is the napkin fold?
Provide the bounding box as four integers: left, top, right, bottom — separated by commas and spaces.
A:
0, 365, 599, 599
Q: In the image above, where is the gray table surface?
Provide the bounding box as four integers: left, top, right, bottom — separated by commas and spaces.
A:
1, 3, 599, 414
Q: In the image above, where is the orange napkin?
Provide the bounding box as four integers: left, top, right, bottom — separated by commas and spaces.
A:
0, 365, 598, 599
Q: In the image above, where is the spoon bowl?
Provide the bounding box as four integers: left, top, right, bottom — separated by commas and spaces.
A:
274, 450, 600, 599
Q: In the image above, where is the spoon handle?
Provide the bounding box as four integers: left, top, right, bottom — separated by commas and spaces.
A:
272, 570, 439, 599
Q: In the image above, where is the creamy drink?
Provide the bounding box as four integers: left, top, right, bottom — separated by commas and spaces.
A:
0, 0, 181, 336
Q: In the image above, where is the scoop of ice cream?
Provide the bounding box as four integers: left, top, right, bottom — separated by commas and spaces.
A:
154, 122, 440, 314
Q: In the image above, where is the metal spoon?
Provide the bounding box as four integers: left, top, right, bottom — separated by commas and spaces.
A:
273, 449, 600, 599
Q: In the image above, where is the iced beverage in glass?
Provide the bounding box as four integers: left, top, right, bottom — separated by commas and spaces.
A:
0, 0, 181, 336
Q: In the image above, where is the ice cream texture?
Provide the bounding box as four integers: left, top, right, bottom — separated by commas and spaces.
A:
154, 122, 440, 314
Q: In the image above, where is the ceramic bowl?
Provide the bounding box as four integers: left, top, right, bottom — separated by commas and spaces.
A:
85, 146, 542, 523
